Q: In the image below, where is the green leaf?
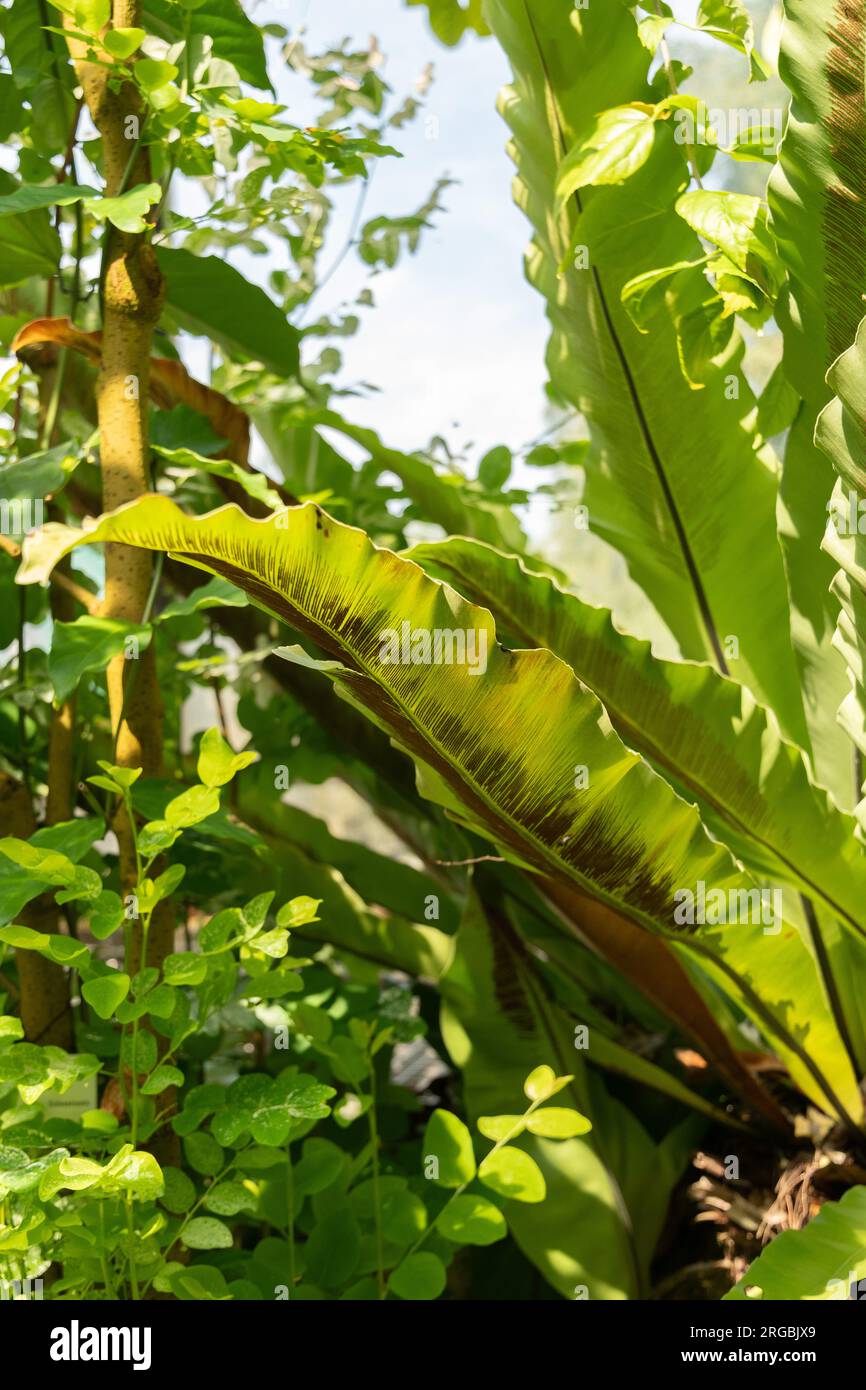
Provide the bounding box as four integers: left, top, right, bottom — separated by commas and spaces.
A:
278, 406, 525, 553
0, 1017, 24, 1044
406, 0, 488, 45
157, 575, 247, 621
88, 890, 124, 941
96, 762, 141, 791
155, 247, 300, 376
636, 14, 671, 52
0, 75, 23, 143
184, 1132, 224, 1176
381, 1189, 427, 1246
197, 726, 259, 788
163, 952, 207, 987
154, 444, 283, 511
526, 1108, 592, 1139
557, 105, 658, 201
483, 0, 807, 751
203, 1180, 256, 1216
141, 1064, 184, 1095
0, 839, 101, 906
293, 1139, 345, 1197
0, 182, 99, 216
303, 1208, 361, 1290
0, 194, 59, 286
182, 1216, 233, 1250
122, 1028, 157, 1076
103, 27, 145, 59
134, 57, 178, 91
478, 1146, 546, 1204
694, 0, 768, 81
0, 442, 76, 501
139, 864, 185, 914
725, 1186, 866, 1300
137, 821, 180, 856
212, 1072, 334, 1147
476, 1114, 523, 1142
165, 784, 221, 827
439, 889, 701, 1298
674, 190, 782, 298
39, 1144, 163, 1202
764, 0, 866, 802
0, 924, 50, 950
275, 896, 321, 929
523, 1065, 557, 1101
422, 1109, 476, 1187
0, 180, 160, 235
101, 1146, 164, 1201
405, 534, 866, 1084
436, 1193, 507, 1246
388, 1251, 446, 1301
0, 819, 104, 924
160, 1166, 196, 1214
22, 494, 858, 1126
143, 0, 271, 90
817, 319, 866, 839
88, 183, 161, 233
477, 445, 511, 491
74, 0, 110, 30
756, 361, 799, 442
0, 1146, 69, 1196
414, 532, 866, 902
620, 257, 709, 331
49, 616, 152, 704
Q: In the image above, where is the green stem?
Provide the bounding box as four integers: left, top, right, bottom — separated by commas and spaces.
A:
141, 1156, 241, 1299
40, 164, 85, 450
40, 352, 69, 450
286, 1143, 296, 1296
129, 909, 151, 1147
368, 1061, 385, 1300
125, 1196, 139, 1300
99, 1201, 116, 1297
390, 1100, 548, 1287
16, 588, 30, 799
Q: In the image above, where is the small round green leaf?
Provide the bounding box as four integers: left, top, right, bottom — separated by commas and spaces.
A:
523, 1065, 557, 1101
436, 1193, 507, 1246
477, 1114, 523, 1142
163, 951, 207, 987
526, 1107, 592, 1139
160, 1166, 196, 1214
204, 1180, 256, 1216
164, 784, 220, 828
422, 1109, 476, 1187
134, 57, 179, 92
82, 972, 130, 1020
103, 27, 145, 60
304, 1209, 361, 1291
88, 890, 124, 941
182, 1216, 233, 1250
184, 1131, 224, 1177
388, 1252, 446, 1301
381, 1189, 427, 1246
478, 1146, 546, 1203
141, 1064, 184, 1096
197, 726, 259, 788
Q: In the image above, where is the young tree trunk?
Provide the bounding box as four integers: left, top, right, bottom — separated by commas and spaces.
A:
64, 6, 173, 969
64, 6, 179, 1163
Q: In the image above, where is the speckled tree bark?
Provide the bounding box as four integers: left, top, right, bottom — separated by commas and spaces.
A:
63, 5, 174, 974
